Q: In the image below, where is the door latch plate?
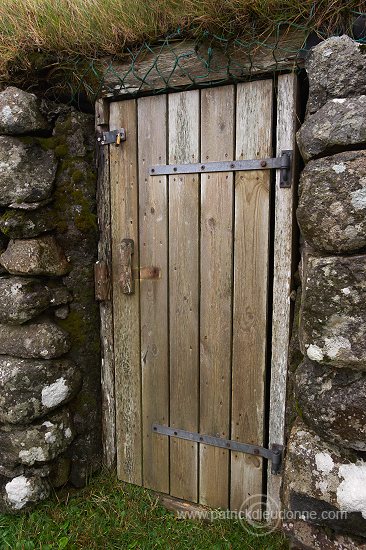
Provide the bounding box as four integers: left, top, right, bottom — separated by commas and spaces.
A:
98, 128, 126, 146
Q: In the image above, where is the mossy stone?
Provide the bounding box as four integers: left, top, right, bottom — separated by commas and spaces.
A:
0, 208, 56, 239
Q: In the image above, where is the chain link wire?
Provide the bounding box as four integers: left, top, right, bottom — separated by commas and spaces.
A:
36, 14, 366, 104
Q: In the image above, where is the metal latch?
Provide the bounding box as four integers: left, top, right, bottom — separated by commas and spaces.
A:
97, 128, 126, 146
150, 150, 293, 188
152, 424, 283, 474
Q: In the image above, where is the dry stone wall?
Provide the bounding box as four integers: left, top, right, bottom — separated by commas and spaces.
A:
283, 36, 366, 549
0, 87, 100, 512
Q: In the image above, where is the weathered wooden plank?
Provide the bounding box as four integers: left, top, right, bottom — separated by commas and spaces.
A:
101, 31, 305, 98
110, 99, 142, 484
95, 97, 110, 126
158, 494, 210, 520
120, 239, 135, 295
267, 73, 299, 518
199, 86, 235, 510
95, 99, 116, 469
168, 90, 200, 502
230, 80, 273, 510
138, 95, 169, 493
94, 260, 110, 302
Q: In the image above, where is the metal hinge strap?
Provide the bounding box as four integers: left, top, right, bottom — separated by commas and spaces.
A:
152, 424, 283, 474
150, 150, 293, 188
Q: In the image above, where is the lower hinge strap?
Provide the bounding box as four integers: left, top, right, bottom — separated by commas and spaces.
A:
152, 424, 283, 474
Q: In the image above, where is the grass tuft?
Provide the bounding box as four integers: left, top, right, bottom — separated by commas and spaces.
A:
0, 0, 364, 85
0, 471, 288, 549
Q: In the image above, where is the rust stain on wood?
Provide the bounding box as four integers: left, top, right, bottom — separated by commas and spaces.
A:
136, 266, 161, 280
120, 238, 135, 294
94, 260, 110, 301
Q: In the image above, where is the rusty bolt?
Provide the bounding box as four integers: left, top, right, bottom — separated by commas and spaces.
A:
260, 160, 267, 167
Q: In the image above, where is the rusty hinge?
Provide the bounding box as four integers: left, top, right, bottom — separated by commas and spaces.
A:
97, 128, 126, 146
95, 240, 161, 301
152, 424, 284, 474
95, 261, 110, 301
150, 150, 293, 188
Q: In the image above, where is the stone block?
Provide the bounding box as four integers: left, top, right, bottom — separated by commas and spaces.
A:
306, 36, 366, 115
0, 277, 51, 324
297, 96, 366, 161
0, 474, 50, 513
0, 409, 74, 469
0, 235, 71, 276
283, 419, 366, 538
0, 318, 71, 359
0, 208, 56, 239
0, 87, 49, 134
283, 519, 366, 550
295, 359, 366, 451
297, 151, 366, 253
300, 254, 366, 369
0, 137, 57, 206
0, 356, 82, 424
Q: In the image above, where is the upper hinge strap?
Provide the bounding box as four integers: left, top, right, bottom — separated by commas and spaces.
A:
150, 150, 293, 188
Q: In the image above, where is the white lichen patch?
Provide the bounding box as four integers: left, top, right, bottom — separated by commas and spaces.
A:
315, 452, 335, 475
350, 187, 366, 211
341, 287, 351, 295
19, 446, 47, 465
44, 431, 57, 444
42, 421, 54, 428
316, 479, 329, 495
319, 378, 332, 393
324, 337, 351, 359
307, 344, 324, 362
332, 162, 346, 174
332, 98, 347, 103
5, 476, 31, 510
10, 282, 22, 295
0, 105, 13, 123
337, 462, 366, 518
41, 377, 69, 408
344, 224, 362, 239
64, 427, 72, 439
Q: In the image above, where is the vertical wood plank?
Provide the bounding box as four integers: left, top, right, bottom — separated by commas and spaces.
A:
96, 99, 116, 469
267, 74, 299, 518
230, 80, 273, 510
199, 86, 235, 509
110, 100, 142, 484
169, 91, 200, 502
138, 95, 169, 493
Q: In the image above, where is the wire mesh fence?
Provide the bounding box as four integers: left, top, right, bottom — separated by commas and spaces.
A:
10, 12, 366, 105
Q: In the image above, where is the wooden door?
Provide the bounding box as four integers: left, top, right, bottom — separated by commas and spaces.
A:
106, 76, 298, 510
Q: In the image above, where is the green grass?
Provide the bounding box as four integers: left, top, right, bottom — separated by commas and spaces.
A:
0, 0, 364, 80
0, 472, 288, 550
